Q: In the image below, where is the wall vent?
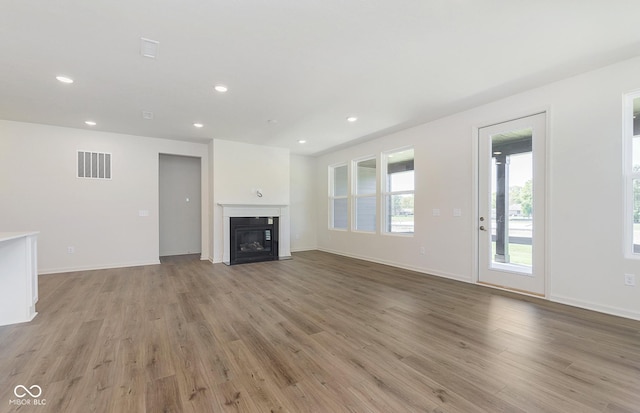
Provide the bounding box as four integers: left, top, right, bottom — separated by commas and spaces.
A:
77, 151, 111, 179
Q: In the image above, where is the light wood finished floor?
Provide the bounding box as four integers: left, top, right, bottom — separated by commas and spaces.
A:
1, 251, 639, 413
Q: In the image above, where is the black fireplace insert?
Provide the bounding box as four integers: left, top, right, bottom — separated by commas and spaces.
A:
229, 217, 279, 265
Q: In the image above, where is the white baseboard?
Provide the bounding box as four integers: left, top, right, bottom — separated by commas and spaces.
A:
550, 294, 640, 321
39, 260, 161, 275
291, 246, 318, 253
316, 247, 471, 283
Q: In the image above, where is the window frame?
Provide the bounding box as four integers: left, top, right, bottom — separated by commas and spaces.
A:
352, 155, 378, 233
624, 91, 640, 258
382, 146, 415, 236
329, 163, 349, 231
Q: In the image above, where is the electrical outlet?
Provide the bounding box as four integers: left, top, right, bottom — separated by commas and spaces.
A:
67, 246, 75, 254
624, 274, 636, 286
419, 246, 426, 255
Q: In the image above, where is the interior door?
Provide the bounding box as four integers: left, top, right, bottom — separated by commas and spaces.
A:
478, 113, 546, 295
159, 154, 202, 257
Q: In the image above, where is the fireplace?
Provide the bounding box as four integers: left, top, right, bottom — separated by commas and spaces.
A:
218, 203, 290, 265
229, 217, 279, 265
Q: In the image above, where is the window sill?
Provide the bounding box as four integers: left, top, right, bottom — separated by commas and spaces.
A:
382, 232, 414, 237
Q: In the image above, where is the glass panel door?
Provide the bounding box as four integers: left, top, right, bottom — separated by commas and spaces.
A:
478, 113, 546, 295
490, 131, 533, 274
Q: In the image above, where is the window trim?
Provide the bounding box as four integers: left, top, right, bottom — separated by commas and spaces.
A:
382, 146, 415, 236
624, 90, 640, 258
329, 162, 349, 231
352, 155, 378, 233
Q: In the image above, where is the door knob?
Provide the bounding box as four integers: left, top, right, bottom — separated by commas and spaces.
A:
479, 226, 486, 231
480, 217, 485, 221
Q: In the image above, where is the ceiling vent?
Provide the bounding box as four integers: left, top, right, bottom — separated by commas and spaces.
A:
142, 111, 154, 120
140, 38, 159, 58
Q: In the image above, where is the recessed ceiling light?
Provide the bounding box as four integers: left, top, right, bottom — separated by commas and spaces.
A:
347, 116, 358, 122
214, 84, 228, 93
298, 140, 307, 144
193, 123, 204, 128
56, 75, 74, 84
85, 120, 96, 126
493, 151, 502, 155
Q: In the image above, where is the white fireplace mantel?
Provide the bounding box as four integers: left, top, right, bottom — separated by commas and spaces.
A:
218, 203, 291, 264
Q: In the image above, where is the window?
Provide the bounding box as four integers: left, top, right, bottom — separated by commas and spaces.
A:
354, 157, 377, 232
329, 164, 348, 229
383, 148, 414, 233
626, 92, 640, 255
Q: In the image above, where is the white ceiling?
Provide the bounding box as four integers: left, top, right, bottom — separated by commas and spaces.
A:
1, 1, 639, 155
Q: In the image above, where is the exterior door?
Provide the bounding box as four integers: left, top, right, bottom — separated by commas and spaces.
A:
478, 113, 546, 295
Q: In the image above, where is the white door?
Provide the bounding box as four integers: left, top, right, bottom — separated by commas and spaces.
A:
478, 113, 546, 296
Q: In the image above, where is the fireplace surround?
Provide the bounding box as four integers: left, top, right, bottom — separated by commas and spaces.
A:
218, 204, 291, 265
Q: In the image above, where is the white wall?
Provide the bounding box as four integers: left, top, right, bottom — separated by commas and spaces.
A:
0, 121, 210, 273
211, 139, 290, 262
290, 154, 317, 251
316, 56, 640, 320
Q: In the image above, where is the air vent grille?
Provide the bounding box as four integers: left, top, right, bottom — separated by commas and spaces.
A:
77, 151, 111, 179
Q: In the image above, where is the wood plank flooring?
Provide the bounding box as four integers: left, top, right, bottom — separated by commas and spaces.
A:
1, 250, 639, 412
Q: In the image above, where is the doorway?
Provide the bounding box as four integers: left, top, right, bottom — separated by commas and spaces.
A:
477, 113, 546, 295
159, 154, 202, 257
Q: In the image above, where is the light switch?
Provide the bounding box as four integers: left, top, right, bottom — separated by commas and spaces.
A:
453, 208, 462, 217
432, 208, 440, 216
139, 210, 149, 217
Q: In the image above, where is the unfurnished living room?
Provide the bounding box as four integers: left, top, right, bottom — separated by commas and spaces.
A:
1, 1, 640, 412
